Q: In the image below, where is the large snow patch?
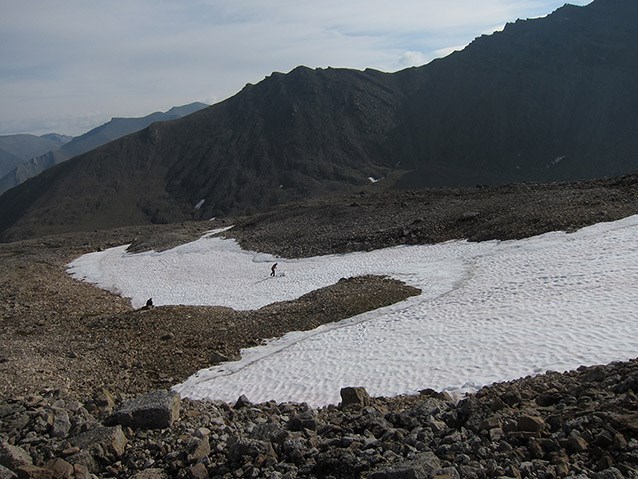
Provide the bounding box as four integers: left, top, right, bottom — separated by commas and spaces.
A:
68, 216, 638, 406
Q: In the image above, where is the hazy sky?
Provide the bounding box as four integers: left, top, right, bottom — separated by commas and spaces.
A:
1, 0, 591, 137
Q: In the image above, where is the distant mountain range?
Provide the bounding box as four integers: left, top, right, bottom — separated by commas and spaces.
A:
0, 102, 208, 195
0, 133, 71, 178
1, 0, 637, 241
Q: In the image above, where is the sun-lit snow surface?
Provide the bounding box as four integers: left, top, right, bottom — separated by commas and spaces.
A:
68, 216, 638, 406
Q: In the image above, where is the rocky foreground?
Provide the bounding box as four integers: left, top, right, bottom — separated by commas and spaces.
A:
1, 359, 637, 478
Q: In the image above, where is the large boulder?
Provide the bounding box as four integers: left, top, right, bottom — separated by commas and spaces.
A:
62, 451, 99, 475
0, 464, 17, 479
42, 459, 73, 478
0, 441, 32, 470
107, 390, 179, 430
14, 465, 52, 479
50, 409, 72, 438
517, 415, 546, 433
70, 425, 127, 463
340, 387, 371, 408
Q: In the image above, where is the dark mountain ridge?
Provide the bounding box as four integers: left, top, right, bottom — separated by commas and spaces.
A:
392, 0, 638, 186
1, 0, 637, 241
60, 101, 209, 160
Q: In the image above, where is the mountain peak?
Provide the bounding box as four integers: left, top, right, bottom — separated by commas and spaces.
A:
166, 102, 209, 116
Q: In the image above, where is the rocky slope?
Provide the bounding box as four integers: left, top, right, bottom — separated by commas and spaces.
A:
2, 0, 638, 240
2, 175, 638, 477
227, 174, 638, 259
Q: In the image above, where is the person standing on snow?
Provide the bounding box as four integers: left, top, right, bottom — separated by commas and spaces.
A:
271, 263, 278, 277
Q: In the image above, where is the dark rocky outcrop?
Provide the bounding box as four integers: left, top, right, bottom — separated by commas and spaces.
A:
106, 390, 180, 430
341, 387, 372, 409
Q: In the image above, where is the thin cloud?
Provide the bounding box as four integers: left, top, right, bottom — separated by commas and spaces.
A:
397, 51, 430, 69
433, 45, 467, 59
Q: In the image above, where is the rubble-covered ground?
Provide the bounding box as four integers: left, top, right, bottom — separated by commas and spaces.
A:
1, 359, 637, 478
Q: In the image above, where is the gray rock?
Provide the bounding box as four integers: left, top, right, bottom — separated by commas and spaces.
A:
93, 389, 116, 415
108, 390, 179, 430
50, 409, 71, 438
369, 467, 418, 479
480, 416, 502, 431
70, 425, 127, 462
233, 395, 251, 409
594, 430, 614, 447
0, 464, 17, 479
613, 432, 627, 449
0, 405, 20, 420
42, 458, 73, 478
370, 451, 441, 479
209, 351, 231, 364
430, 419, 448, 434
14, 465, 53, 479
340, 387, 371, 408
594, 468, 625, 479
535, 390, 563, 406
435, 467, 461, 479
4, 414, 29, 435
287, 411, 317, 431
567, 435, 588, 453
516, 415, 545, 433
489, 427, 504, 442
189, 462, 208, 479
131, 468, 170, 479
0, 441, 32, 469
187, 437, 211, 463
64, 451, 99, 474
227, 437, 275, 465
419, 388, 453, 402
460, 211, 480, 221
250, 423, 289, 444
70, 463, 92, 479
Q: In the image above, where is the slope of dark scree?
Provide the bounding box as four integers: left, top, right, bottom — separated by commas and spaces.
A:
228, 174, 638, 258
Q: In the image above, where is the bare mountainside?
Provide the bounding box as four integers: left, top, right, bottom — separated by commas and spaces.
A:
1, 0, 638, 241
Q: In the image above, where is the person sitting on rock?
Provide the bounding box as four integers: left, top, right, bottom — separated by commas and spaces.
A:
141, 298, 154, 310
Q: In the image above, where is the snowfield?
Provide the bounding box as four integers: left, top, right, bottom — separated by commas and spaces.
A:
67, 216, 638, 406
